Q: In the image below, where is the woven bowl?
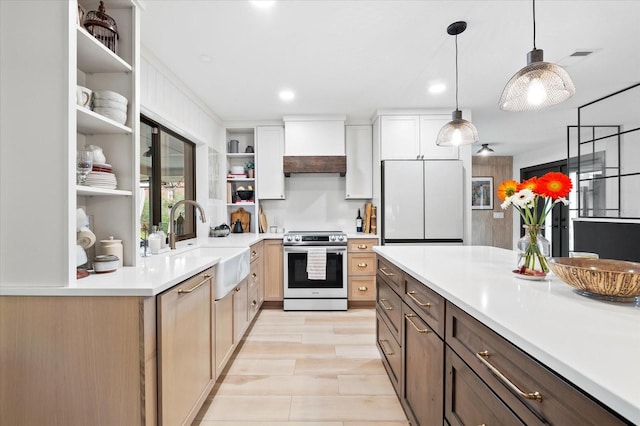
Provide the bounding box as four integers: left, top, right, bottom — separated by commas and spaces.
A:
549, 257, 640, 298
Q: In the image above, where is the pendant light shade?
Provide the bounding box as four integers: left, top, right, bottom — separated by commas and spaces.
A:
477, 143, 495, 155
437, 21, 478, 147
499, 1, 575, 111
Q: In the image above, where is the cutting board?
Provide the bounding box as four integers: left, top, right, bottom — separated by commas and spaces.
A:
259, 206, 268, 233
230, 208, 251, 233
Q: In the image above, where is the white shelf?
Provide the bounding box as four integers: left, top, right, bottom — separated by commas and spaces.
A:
226, 153, 254, 158
226, 177, 255, 182
227, 202, 255, 207
76, 186, 133, 196
77, 106, 132, 135
77, 26, 132, 73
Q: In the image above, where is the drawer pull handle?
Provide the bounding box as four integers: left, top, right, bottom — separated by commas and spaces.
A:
406, 290, 432, 308
358, 286, 368, 292
379, 298, 394, 310
252, 300, 257, 307
235, 286, 241, 292
177, 277, 209, 295
252, 273, 257, 278
357, 262, 368, 268
379, 339, 394, 356
405, 313, 430, 333
476, 351, 543, 402
378, 267, 395, 277
358, 244, 368, 249
251, 250, 257, 256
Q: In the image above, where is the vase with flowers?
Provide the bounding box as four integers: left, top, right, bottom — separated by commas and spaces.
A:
497, 172, 572, 279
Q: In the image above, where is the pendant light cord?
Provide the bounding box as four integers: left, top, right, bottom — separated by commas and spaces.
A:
455, 33, 459, 111
532, 0, 537, 49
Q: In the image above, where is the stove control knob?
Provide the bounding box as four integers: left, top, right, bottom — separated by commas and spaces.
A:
286, 236, 292, 242
338, 235, 345, 241
294, 235, 301, 241
329, 235, 336, 241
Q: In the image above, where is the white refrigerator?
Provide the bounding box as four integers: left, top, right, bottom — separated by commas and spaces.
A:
381, 159, 463, 244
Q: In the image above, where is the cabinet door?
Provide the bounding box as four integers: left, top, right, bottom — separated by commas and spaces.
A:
284, 120, 345, 155
380, 116, 420, 160
264, 240, 284, 301
345, 125, 373, 199
233, 279, 249, 342
256, 126, 285, 199
215, 291, 234, 379
158, 271, 213, 426
419, 115, 459, 159
403, 305, 444, 426
382, 160, 425, 239
424, 160, 463, 240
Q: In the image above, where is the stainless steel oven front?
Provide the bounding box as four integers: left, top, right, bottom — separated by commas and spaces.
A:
283, 231, 348, 311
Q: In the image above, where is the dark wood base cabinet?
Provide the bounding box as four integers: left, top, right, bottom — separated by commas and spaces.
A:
375, 256, 632, 426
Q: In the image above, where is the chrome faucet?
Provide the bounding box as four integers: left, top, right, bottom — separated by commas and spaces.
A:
169, 199, 207, 249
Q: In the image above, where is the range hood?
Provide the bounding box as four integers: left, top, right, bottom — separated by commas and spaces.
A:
283, 156, 346, 177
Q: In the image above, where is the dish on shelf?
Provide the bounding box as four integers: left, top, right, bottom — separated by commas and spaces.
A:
93, 106, 127, 124
93, 90, 128, 105
512, 270, 548, 281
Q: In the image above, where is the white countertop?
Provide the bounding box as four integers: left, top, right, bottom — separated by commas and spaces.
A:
373, 245, 640, 424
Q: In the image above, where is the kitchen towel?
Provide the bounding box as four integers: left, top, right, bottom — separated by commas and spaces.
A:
306, 247, 327, 280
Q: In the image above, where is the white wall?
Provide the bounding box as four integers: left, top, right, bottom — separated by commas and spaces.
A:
140, 50, 226, 237
260, 175, 369, 233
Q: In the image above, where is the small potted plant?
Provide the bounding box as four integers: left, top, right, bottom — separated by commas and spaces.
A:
245, 159, 255, 178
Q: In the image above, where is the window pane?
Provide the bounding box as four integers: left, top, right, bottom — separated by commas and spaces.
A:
161, 132, 195, 239
140, 121, 153, 245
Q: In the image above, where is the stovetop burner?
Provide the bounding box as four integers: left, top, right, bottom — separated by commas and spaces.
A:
283, 230, 347, 246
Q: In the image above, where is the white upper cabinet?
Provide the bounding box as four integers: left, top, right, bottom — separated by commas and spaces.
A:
379, 115, 458, 160
256, 126, 285, 199
419, 115, 459, 159
380, 116, 420, 159
345, 125, 373, 199
283, 115, 346, 156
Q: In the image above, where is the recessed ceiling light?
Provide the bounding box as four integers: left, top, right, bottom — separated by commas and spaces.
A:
428, 83, 446, 94
250, 1, 275, 9
279, 90, 295, 101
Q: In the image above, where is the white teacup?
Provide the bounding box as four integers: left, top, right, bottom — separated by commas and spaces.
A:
76, 86, 92, 108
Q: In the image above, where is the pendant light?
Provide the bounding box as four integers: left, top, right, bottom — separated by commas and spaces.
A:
436, 21, 479, 147
476, 143, 495, 155
499, 0, 575, 111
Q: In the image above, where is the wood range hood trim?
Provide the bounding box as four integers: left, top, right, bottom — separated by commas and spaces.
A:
283, 155, 347, 177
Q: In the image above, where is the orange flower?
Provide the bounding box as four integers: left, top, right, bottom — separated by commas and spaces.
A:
518, 177, 539, 194
537, 172, 573, 199
497, 180, 519, 201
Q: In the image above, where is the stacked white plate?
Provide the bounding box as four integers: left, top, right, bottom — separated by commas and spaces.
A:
86, 171, 117, 190
93, 90, 128, 125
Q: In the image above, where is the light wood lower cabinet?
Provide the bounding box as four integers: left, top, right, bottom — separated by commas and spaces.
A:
157, 268, 214, 426
233, 279, 249, 341
215, 289, 234, 380
264, 239, 283, 301
348, 238, 377, 302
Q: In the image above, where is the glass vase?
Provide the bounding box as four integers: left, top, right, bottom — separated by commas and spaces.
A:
516, 225, 550, 277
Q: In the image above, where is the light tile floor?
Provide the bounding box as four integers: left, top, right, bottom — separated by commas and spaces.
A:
193, 308, 409, 426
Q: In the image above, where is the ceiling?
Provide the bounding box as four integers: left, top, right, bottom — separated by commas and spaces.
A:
139, 0, 640, 156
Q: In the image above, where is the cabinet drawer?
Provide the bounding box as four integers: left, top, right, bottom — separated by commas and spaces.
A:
404, 273, 445, 338
376, 279, 402, 344
445, 346, 525, 426
348, 253, 376, 276
248, 260, 260, 291
250, 242, 263, 263
377, 315, 401, 394
446, 302, 627, 426
349, 276, 376, 301
377, 257, 402, 293
248, 282, 260, 318
348, 238, 377, 252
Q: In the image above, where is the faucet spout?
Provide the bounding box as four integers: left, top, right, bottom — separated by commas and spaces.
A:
168, 199, 207, 249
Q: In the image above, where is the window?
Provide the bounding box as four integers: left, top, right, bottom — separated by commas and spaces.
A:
140, 116, 196, 246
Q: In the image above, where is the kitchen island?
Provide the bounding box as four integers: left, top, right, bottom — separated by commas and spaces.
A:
373, 245, 639, 424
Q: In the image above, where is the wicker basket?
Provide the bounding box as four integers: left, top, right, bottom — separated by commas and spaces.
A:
83, 1, 119, 54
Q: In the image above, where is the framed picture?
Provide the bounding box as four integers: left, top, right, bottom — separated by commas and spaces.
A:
471, 177, 493, 210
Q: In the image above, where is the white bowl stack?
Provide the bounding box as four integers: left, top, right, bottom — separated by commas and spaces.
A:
93, 90, 128, 125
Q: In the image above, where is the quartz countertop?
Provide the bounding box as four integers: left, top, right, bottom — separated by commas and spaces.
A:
373, 245, 640, 424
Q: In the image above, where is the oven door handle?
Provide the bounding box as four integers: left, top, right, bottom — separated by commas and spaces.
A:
283, 247, 347, 253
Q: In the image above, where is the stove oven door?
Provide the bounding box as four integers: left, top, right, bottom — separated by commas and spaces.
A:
283, 246, 347, 298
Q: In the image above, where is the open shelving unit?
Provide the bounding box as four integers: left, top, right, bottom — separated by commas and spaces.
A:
226, 128, 258, 233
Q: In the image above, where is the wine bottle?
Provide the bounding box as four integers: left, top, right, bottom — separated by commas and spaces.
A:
356, 208, 363, 233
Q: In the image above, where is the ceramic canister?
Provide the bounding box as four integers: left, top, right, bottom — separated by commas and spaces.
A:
100, 236, 123, 268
